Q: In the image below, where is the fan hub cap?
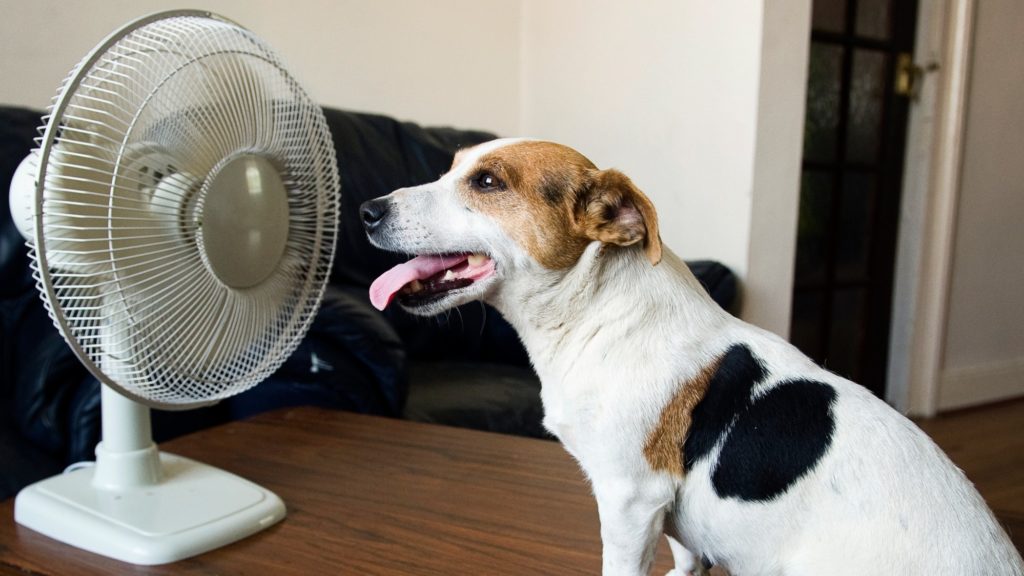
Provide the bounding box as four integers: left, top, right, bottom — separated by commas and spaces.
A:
198, 154, 289, 289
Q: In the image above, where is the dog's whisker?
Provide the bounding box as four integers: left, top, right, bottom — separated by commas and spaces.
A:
476, 300, 487, 337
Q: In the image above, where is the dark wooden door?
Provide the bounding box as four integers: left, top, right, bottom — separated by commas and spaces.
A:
789, 0, 919, 396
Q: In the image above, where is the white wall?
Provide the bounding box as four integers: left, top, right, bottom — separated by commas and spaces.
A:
744, 2, 812, 334
0, 0, 522, 136
939, 0, 1024, 409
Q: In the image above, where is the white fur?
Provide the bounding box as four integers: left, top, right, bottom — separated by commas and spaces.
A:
365, 140, 1024, 575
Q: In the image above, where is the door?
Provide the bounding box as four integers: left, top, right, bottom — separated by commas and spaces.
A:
789, 0, 918, 396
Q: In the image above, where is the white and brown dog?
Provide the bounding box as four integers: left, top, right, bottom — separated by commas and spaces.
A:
361, 139, 1023, 576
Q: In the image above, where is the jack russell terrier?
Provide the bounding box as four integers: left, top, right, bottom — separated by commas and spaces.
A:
360, 139, 1023, 575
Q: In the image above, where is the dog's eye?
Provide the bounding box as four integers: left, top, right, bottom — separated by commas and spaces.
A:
471, 172, 502, 192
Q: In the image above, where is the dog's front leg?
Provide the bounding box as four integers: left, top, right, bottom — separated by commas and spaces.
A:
592, 476, 674, 576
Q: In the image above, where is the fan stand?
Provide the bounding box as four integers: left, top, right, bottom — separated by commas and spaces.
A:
14, 384, 286, 565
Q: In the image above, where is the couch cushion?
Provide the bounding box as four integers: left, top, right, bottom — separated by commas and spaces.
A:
403, 361, 550, 439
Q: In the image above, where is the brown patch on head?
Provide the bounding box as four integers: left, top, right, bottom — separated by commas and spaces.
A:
456, 140, 663, 268
457, 141, 596, 269
643, 358, 721, 477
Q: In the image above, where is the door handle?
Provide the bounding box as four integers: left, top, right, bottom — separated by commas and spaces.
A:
895, 52, 940, 100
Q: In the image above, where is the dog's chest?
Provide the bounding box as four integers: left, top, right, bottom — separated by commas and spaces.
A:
539, 380, 594, 457
538, 367, 660, 467
539, 363, 638, 461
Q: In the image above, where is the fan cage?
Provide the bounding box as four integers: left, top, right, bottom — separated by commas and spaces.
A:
28, 11, 340, 408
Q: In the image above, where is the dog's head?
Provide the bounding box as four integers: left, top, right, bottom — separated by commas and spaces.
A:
361, 138, 661, 315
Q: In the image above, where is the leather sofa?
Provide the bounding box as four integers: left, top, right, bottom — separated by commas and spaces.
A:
0, 105, 736, 500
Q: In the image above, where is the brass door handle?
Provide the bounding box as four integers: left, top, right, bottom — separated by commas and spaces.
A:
895, 52, 940, 100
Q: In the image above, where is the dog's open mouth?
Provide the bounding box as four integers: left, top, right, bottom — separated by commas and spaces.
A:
369, 253, 496, 311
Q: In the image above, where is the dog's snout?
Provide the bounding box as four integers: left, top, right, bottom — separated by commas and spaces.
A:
360, 198, 390, 231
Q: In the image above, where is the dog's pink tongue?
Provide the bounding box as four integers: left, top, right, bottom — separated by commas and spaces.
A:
369, 254, 467, 310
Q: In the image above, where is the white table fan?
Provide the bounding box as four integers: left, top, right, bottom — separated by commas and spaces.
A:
7, 10, 340, 565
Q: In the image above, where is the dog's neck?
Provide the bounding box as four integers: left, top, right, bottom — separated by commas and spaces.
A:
489, 242, 729, 382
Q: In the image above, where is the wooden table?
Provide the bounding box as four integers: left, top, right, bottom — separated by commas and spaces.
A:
0, 407, 676, 575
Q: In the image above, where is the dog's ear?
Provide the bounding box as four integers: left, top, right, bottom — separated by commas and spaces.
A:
576, 169, 662, 266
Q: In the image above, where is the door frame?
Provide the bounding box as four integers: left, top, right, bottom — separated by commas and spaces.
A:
886, 0, 975, 416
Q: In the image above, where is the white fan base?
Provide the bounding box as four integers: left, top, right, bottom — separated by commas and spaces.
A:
14, 452, 286, 565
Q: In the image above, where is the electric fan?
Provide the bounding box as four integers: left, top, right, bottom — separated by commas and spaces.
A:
7, 10, 339, 564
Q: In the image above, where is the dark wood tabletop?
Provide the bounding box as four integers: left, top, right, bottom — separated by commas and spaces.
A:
0, 407, 675, 575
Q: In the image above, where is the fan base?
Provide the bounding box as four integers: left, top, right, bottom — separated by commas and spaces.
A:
14, 452, 285, 565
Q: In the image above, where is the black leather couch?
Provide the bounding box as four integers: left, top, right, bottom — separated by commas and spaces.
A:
0, 105, 736, 501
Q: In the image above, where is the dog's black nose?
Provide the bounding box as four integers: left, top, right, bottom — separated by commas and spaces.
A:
360, 198, 390, 231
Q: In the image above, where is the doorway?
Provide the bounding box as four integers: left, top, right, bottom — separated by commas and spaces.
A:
789, 0, 918, 397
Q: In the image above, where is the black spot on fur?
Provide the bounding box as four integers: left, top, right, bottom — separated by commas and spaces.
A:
683, 344, 767, 470
682, 345, 838, 502
712, 380, 836, 501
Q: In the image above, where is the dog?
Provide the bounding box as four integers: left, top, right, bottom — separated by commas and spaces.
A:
361, 138, 1024, 575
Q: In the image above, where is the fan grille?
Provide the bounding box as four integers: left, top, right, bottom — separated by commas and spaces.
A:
29, 12, 339, 408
